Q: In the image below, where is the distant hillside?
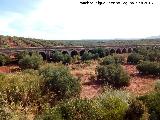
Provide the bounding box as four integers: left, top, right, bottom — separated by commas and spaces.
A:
0, 35, 64, 48
0, 35, 160, 48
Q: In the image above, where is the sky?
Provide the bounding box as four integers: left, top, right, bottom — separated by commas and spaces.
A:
0, 0, 160, 40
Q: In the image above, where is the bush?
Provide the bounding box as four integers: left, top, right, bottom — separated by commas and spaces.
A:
97, 64, 130, 88
100, 55, 115, 65
113, 55, 125, 64
19, 52, 43, 70
52, 51, 64, 62
125, 99, 146, 120
136, 61, 160, 75
39, 65, 81, 100
63, 54, 72, 64
0, 72, 42, 107
91, 48, 105, 58
127, 53, 144, 64
154, 80, 160, 92
52, 51, 71, 64
101, 55, 125, 65
35, 89, 130, 120
81, 52, 94, 61
139, 92, 160, 120
16, 51, 29, 60
0, 54, 10, 66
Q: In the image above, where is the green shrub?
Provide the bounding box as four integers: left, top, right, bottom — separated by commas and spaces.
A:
35, 89, 130, 120
154, 80, 160, 92
97, 64, 130, 88
19, 52, 43, 70
100, 55, 115, 65
127, 53, 144, 64
113, 55, 125, 64
0, 54, 10, 66
71, 55, 81, 63
52, 51, 64, 62
63, 54, 72, 64
81, 52, 94, 61
52, 51, 71, 64
101, 55, 125, 65
39, 65, 81, 100
139, 92, 160, 120
91, 48, 105, 58
136, 61, 160, 75
125, 99, 146, 120
0, 72, 42, 107
16, 51, 29, 60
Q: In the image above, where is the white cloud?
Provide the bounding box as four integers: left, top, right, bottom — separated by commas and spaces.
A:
0, 0, 160, 39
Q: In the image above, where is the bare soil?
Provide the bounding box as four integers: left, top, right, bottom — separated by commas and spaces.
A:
123, 64, 158, 96
0, 65, 19, 73
70, 61, 102, 99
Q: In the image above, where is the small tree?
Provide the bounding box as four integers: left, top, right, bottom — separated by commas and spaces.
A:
97, 64, 130, 88
136, 61, 160, 75
0, 54, 10, 66
52, 51, 64, 63
127, 53, 144, 64
19, 52, 43, 70
39, 65, 81, 100
100, 55, 115, 65
81, 52, 94, 61
52, 51, 71, 64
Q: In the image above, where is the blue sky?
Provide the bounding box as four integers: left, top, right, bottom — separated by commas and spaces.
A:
0, 0, 39, 13
0, 0, 160, 40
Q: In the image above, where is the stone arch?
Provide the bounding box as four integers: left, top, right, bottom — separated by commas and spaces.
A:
110, 49, 115, 54
122, 48, 127, 53
133, 48, 138, 52
39, 52, 47, 60
80, 50, 85, 56
116, 48, 122, 54
62, 51, 69, 55
50, 51, 56, 59
128, 48, 132, 53
105, 49, 109, 56
71, 50, 78, 57
88, 49, 94, 54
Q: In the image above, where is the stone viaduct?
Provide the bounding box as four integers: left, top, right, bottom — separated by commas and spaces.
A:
0, 44, 159, 60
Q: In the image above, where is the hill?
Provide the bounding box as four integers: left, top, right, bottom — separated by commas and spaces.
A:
0, 35, 160, 48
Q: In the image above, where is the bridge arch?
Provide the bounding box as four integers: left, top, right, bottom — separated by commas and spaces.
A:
110, 49, 115, 54
105, 49, 109, 56
122, 48, 127, 53
116, 48, 122, 54
133, 48, 138, 52
71, 50, 78, 57
62, 51, 69, 55
39, 52, 47, 60
88, 49, 94, 54
128, 48, 132, 53
80, 50, 85, 56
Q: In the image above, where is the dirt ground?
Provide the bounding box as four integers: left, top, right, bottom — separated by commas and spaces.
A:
70, 61, 102, 99
0, 65, 19, 73
123, 64, 158, 96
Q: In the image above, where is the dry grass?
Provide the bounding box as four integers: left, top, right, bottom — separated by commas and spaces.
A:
69, 60, 102, 99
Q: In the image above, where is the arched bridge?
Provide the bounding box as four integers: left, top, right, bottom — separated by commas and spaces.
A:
0, 44, 159, 60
